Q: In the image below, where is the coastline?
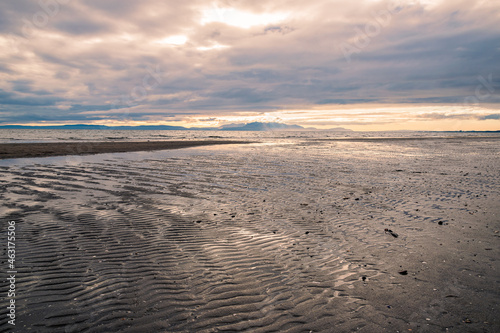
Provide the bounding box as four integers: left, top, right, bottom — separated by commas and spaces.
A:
0, 140, 251, 159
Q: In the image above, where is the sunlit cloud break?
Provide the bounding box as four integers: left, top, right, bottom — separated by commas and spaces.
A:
0, 0, 499, 130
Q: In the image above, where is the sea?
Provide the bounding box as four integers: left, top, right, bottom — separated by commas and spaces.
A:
0, 128, 496, 144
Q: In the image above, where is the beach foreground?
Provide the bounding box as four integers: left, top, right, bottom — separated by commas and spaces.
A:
0, 140, 250, 159
0, 136, 499, 332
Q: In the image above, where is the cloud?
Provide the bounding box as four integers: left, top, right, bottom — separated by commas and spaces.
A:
0, 89, 62, 106
0, 0, 499, 128
479, 114, 500, 120
417, 112, 500, 120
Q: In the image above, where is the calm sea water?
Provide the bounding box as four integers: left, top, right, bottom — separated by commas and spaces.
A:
0, 129, 493, 143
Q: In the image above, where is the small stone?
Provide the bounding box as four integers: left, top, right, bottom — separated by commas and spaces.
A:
384, 229, 398, 238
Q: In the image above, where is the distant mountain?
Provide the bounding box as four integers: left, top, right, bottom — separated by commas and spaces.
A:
0, 122, 309, 131
108, 125, 188, 130
2, 124, 496, 133
220, 122, 305, 131
218, 123, 247, 129
324, 127, 353, 132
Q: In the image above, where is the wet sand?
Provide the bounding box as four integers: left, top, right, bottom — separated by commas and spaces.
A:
0, 136, 499, 332
0, 140, 251, 159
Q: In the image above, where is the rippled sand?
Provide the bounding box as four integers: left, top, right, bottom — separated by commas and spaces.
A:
0, 137, 499, 332
0, 140, 250, 159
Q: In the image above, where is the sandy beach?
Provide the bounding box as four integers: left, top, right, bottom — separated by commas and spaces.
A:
0, 136, 499, 332
0, 140, 251, 159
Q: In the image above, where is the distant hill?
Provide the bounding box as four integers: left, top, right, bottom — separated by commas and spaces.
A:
220, 122, 305, 131
324, 127, 353, 132
0, 122, 311, 131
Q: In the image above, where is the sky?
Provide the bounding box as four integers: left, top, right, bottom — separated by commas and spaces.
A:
1, 0, 499, 131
